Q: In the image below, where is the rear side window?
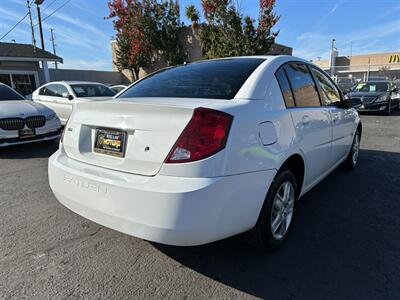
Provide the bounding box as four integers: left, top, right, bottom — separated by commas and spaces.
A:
118, 58, 265, 100
39, 84, 67, 97
284, 63, 320, 107
311, 67, 341, 105
39, 85, 55, 96
71, 84, 116, 97
275, 67, 295, 107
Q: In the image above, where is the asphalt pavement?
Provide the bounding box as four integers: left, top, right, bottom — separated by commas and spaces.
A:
1, 111, 399, 300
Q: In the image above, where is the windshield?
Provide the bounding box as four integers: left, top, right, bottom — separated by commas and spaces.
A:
353, 82, 390, 93
71, 84, 116, 98
118, 58, 265, 100
0, 84, 24, 101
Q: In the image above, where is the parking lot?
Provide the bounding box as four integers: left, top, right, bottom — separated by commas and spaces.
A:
1, 112, 399, 300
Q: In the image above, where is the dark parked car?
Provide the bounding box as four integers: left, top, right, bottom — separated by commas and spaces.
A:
345, 81, 399, 115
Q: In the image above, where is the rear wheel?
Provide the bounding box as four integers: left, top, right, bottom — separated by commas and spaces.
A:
345, 130, 360, 169
245, 169, 298, 250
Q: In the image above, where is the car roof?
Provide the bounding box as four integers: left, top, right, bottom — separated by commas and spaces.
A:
47, 81, 106, 85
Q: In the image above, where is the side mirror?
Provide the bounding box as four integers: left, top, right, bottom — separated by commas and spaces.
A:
342, 89, 351, 95
62, 92, 74, 100
391, 87, 399, 94
343, 97, 362, 109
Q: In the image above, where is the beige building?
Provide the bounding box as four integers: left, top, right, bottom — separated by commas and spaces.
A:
312, 51, 400, 83
111, 26, 292, 81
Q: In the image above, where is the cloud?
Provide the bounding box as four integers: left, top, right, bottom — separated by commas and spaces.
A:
49, 12, 110, 41
294, 19, 400, 60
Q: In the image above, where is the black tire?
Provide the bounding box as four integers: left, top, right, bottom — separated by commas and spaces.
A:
386, 100, 392, 115
345, 129, 360, 169
245, 169, 298, 251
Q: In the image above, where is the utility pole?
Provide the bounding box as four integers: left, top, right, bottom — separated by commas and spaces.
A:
35, 0, 45, 50
50, 28, 58, 69
330, 38, 336, 76
27, 0, 36, 50
350, 41, 353, 57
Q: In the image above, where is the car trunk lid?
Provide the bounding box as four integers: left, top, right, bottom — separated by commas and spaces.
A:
62, 98, 215, 176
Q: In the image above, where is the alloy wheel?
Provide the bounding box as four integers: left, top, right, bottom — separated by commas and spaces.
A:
352, 133, 360, 166
270, 181, 295, 240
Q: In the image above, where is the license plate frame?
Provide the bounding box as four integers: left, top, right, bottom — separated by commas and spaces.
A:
93, 128, 127, 158
18, 128, 36, 138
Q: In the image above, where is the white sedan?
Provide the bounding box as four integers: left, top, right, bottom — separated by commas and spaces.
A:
48, 56, 362, 250
32, 81, 116, 124
0, 83, 62, 147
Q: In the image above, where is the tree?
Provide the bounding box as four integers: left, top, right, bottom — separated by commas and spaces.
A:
188, 0, 279, 59
185, 4, 199, 28
107, 0, 185, 81
155, 1, 185, 66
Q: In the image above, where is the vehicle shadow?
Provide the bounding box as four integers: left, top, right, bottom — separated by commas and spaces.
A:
152, 149, 400, 299
359, 109, 400, 116
0, 140, 59, 159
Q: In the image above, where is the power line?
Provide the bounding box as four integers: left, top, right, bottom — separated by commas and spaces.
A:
41, 0, 72, 23
0, 12, 29, 41
42, 0, 59, 14
0, 0, 36, 42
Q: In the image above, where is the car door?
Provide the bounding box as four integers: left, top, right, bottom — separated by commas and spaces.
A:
281, 62, 333, 187
310, 66, 355, 166
54, 84, 74, 123
35, 84, 58, 113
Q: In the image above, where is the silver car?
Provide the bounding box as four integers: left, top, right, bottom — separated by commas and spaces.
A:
0, 83, 62, 148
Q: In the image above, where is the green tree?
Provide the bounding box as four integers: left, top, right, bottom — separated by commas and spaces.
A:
107, 0, 185, 81
185, 4, 200, 28
187, 0, 279, 59
156, 1, 185, 66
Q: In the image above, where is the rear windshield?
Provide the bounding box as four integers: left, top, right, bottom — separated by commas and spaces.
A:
118, 58, 265, 100
0, 84, 24, 101
71, 84, 116, 98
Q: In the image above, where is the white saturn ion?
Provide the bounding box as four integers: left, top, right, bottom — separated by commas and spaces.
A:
48, 56, 362, 250
32, 81, 117, 125
0, 83, 62, 148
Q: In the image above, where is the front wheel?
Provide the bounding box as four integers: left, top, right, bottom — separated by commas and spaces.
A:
386, 101, 392, 115
245, 169, 298, 250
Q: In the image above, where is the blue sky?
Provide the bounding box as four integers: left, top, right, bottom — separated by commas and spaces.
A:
0, 0, 399, 70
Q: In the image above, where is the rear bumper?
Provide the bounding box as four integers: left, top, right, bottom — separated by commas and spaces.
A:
49, 151, 275, 246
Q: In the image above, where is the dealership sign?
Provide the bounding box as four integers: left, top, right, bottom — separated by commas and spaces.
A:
389, 54, 400, 63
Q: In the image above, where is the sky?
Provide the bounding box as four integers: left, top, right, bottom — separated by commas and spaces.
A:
0, 0, 399, 71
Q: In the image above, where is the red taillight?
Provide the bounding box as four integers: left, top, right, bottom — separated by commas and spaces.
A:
165, 108, 233, 163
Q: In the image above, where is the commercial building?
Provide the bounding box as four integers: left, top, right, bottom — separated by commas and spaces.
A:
0, 42, 62, 95
312, 51, 400, 88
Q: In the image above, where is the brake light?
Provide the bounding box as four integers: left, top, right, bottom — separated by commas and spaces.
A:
165, 108, 233, 163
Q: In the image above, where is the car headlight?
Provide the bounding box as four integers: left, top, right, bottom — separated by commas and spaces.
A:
46, 113, 56, 121
375, 95, 388, 103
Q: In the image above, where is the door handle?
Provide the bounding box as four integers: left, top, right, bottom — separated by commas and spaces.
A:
332, 113, 340, 123
54, 100, 58, 103
302, 115, 310, 126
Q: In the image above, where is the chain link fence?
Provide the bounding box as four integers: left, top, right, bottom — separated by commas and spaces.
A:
327, 63, 400, 91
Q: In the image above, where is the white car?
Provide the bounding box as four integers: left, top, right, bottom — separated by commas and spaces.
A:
110, 85, 127, 94
32, 81, 116, 124
0, 83, 62, 147
48, 56, 362, 249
